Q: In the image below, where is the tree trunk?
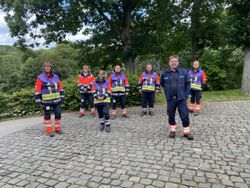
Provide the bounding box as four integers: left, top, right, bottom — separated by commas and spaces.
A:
241, 47, 250, 95
191, 0, 202, 60
121, 1, 136, 74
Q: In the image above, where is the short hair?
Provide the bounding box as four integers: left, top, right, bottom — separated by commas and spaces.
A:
169, 55, 179, 62
115, 64, 122, 68
193, 59, 200, 64
42, 62, 52, 69
83, 65, 89, 69
99, 70, 105, 75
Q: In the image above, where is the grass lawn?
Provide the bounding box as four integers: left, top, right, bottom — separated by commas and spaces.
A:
155, 89, 250, 104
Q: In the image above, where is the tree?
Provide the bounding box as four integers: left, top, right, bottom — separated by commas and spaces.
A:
0, 46, 24, 93
227, 0, 250, 95
0, 0, 154, 73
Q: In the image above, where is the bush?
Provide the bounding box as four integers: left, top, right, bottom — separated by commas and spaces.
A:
0, 88, 39, 119
126, 74, 141, 106
200, 47, 243, 90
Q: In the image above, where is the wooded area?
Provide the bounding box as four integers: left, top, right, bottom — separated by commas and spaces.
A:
0, 0, 249, 118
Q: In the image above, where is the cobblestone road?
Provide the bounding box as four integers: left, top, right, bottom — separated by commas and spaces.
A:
0, 101, 249, 188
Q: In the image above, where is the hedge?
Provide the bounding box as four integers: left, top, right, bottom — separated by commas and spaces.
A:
0, 74, 142, 119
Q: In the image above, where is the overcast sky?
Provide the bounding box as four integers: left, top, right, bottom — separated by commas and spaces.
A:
0, 10, 90, 49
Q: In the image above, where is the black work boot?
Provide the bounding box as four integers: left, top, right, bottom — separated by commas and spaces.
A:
149, 111, 154, 116
55, 130, 64, 135
140, 111, 147, 117
48, 132, 55, 137
100, 123, 105, 131
105, 125, 111, 133
169, 132, 176, 138
184, 134, 194, 140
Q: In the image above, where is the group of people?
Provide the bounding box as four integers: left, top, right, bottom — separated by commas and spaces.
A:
34, 55, 206, 140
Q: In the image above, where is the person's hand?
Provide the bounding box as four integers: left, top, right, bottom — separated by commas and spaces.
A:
139, 89, 142, 93
125, 92, 129, 96
61, 97, 64, 103
156, 90, 159, 94
36, 101, 43, 107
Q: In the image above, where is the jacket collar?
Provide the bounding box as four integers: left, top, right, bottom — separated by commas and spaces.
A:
166, 67, 180, 73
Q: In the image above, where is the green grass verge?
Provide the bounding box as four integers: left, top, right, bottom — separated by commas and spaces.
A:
155, 89, 250, 104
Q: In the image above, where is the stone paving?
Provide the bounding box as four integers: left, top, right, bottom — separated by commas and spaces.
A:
0, 101, 250, 188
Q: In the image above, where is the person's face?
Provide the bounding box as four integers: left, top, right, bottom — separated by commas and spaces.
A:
44, 65, 52, 73
115, 66, 121, 73
193, 61, 199, 69
98, 72, 105, 80
146, 65, 152, 72
83, 66, 89, 72
169, 58, 179, 69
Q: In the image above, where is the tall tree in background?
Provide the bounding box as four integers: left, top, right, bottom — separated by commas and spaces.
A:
227, 0, 250, 95
0, 0, 153, 73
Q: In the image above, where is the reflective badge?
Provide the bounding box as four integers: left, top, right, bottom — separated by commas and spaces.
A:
81, 99, 84, 102
113, 99, 116, 103
46, 106, 51, 110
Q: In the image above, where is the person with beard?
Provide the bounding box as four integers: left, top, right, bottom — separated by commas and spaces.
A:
137, 64, 160, 116
160, 55, 194, 140
188, 60, 207, 114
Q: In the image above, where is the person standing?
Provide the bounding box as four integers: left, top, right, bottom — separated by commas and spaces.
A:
160, 55, 194, 140
137, 64, 160, 116
77, 65, 96, 116
35, 62, 65, 137
188, 60, 207, 114
108, 65, 130, 118
93, 70, 112, 132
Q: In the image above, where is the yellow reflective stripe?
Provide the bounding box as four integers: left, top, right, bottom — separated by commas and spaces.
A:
54, 83, 58, 89
42, 92, 61, 100
142, 86, 155, 91
150, 78, 153, 84
48, 86, 52, 92
191, 83, 202, 90
94, 97, 111, 104
111, 87, 125, 92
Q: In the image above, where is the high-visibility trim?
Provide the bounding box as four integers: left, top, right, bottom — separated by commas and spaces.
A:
183, 126, 191, 135
100, 118, 105, 123
46, 127, 53, 133
189, 103, 195, 110
169, 124, 177, 132
191, 83, 202, 90
44, 119, 52, 124
42, 92, 61, 100
94, 97, 111, 104
35, 99, 41, 103
112, 110, 116, 115
111, 86, 126, 92
142, 85, 155, 91
196, 104, 201, 112
122, 108, 127, 115
196, 104, 201, 110
44, 120, 52, 128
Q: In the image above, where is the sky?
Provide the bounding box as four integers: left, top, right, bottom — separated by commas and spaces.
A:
0, 10, 90, 49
